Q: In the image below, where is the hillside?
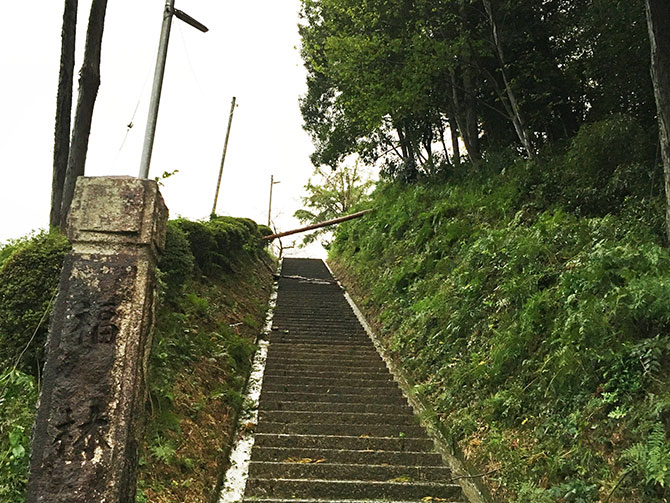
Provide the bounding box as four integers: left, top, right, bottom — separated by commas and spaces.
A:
0, 217, 275, 503
328, 117, 670, 503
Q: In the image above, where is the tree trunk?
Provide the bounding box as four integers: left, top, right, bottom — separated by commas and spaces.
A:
449, 69, 480, 162
448, 113, 461, 165
436, 117, 450, 163
60, 0, 108, 230
50, 0, 78, 230
482, 0, 535, 158
462, 63, 481, 160
646, 0, 670, 243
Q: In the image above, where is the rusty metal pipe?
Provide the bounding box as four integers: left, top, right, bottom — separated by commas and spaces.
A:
262, 209, 372, 241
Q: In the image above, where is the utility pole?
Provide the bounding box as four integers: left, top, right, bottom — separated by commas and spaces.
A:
268, 175, 281, 226
212, 96, 237, 216
139, 0, 208, 179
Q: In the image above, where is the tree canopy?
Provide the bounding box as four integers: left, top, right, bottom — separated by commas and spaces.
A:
299, 0, 654, 177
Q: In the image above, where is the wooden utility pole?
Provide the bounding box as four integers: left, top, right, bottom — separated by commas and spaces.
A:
212, 96, 237, 215
267, 175, 280, 226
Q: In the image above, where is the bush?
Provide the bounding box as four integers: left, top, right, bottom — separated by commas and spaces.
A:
560, 115, 658, 216
159, 222, 194, 303
0, 232, 70, 375
173, 217, 264, 276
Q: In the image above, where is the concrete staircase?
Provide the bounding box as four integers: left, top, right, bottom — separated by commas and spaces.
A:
242, 258, 465, 503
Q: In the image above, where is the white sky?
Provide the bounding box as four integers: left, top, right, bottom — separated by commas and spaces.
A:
0, 0, 328, 257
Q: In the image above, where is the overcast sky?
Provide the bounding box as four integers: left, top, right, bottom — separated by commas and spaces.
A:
0, 0, 330, 257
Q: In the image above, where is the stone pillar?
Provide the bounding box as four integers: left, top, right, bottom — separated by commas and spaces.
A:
27, 177, 168, 503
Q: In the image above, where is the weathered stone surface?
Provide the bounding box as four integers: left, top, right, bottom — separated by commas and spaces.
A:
27, 177, 167, 503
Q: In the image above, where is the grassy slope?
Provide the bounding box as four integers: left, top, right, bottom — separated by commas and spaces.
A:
0, 217, 275, 503
138, 256, 274, 503
329, 124, 670, 502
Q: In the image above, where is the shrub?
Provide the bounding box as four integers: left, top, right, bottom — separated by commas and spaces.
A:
0, 232, 70, 375
561, 115, 658, 215
173, 217, 264, 276
159, 222, 194, 303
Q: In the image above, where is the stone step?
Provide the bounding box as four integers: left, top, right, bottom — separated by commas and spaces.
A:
244, 477, 462, 500
258, 410, 416, 426
231, 258, 465, 503
255, 421, 425, 437
263, 360, 389, 373
250, 447, 444, 466
268, 352, 382, 364
258, 390, 407, 406
262, 375, 397, 388
266, 344, 380, 357
248, 461, 452, 482
272, 320, 363, 327
265, 349, 382, 359
264, 355, 386, 367
263, 369, 391, 381
258, 399, 411, 414
271, 329, 367, 336
254, 433, 434, 452
268, 336, 371, 345
243, 499, 452, 503
261, 383, 402, 395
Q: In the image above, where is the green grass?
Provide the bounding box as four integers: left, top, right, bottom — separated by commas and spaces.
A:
330, 118, 670, 503
0, 215, 274, 503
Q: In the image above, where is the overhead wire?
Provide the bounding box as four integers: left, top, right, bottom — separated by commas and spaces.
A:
176, 21, 204, 94
112, 67, 152, 169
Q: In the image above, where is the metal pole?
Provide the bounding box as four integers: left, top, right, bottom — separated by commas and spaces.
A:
212, 96, 237, 215
139, 0, 175, 179
262, 209, 373, 241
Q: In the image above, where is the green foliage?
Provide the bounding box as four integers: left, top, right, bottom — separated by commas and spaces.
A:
159, 221, 194, 303
173, 216, 266, 276
294, 162, 374, 245
0, 216, 271, 503
299, 0, 654, 170
330, 147, 669, 502
0, 232, 70, 375
0, 370, 38, 503
625, 423, 670, 488
560, 116, 658, 216
148, 435, 177, 465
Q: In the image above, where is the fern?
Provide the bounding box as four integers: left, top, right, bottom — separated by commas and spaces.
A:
624, 423, 670, 487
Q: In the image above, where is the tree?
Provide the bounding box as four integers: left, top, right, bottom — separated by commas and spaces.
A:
645, 0, 670, 242
481, 0, 534, 157
50, 0, 78, 229
299, 0, 655, 178
51, 0, 109, 231
294, 161, 374, 245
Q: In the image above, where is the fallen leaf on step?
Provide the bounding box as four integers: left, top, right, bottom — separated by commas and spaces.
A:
283, 457, 326, 464
388, 476, 412, 483
422, 497, 448, 502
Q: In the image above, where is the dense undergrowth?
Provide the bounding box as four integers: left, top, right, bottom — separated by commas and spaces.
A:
330, 116, 670, 502
0, 216, 274, 503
